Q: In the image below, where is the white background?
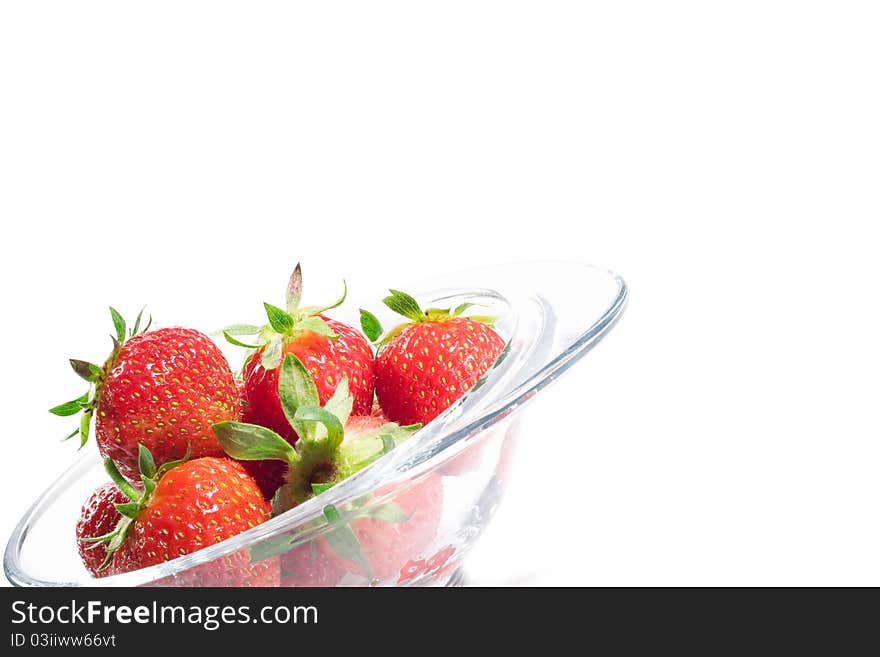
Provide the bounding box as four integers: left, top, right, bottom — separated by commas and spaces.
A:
1, 2, 878, 586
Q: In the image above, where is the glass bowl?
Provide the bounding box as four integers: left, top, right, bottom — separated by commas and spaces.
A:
4, 261, 627, 587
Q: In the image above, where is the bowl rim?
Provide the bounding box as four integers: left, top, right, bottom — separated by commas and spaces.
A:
5, 260, 628, 586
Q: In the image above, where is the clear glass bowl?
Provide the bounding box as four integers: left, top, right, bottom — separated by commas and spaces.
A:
5, 262, 627, 587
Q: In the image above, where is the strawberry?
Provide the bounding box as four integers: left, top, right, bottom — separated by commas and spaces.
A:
363, 290, 505, 426
75, 482, 128, 577
280, 476, 443, 586
221, 264, 374, 445
241, 317, 375, 437
331, 473, 444, 583
88, 448, 278, 585
213, 353, 420, 511
269, 475, 444, 587
213, 356, 445, 585
50, 308, 241, 481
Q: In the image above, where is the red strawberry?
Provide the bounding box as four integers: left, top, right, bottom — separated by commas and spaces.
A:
242, 316, 375, 440
214, 355, 425, 586
238, 390, 387, 501
366, 291, 505, 426
75, 482, 128, 577
222, 264, 374, 446
50, 309, 241, 481
269, 406, 405, 586
265, 474, 443, 587
213, 353, 420, 510
241, 411, 425, 587
331, 473, 444, 583
95, 450, 278, 585
279, 474, 443, 587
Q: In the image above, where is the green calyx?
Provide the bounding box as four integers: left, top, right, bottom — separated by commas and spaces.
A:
361, 290, 498, 349
50, 306, 152, 447
212, 353, 420, 515
80, 443, 190, 572
217, 263, 347, 370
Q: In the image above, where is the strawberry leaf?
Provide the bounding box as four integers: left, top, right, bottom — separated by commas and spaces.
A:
78, 528, 122, 544
141, 475, 156, 496
322, 504, 342, 522
383, 289, 424, 322
368, 502, 412, 524
249, 529, 313, 562
138, 443, 157, 479
467, 314, 499, 327
337, 422, 421, 476
297, 316, 339, 339
103, 458, 141, 502
294, 405, 344, 452
359, 309, 383, 342
223, 332, 262, 349
114, 501, 141, 519
156, 442, 192, 477
219, 323, 263, 336
261, 334, 284, 370
49, 393, 90, 417
109, 307, 126, 343
264, 303, 295, 334
130, 306, 148, 336
70, 359, 102, 383
323, 375, 353, 426
213, 421, 299, 463
375, 322, 411, 349
78, 410, 92, 448
299, 279, 348, 317
322, 504, 373, 581
278, 354, 320, 437
285, 263, 303, 313
271, 484, 298, 516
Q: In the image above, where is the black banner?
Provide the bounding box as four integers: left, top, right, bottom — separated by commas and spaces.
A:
0, 587, 874, 651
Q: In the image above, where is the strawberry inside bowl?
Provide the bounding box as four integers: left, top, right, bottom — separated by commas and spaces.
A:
5, 262, 627, 587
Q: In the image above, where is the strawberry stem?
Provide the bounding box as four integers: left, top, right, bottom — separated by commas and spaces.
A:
103, 459, 141, 502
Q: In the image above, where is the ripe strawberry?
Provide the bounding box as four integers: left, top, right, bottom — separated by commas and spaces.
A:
243, 316, 374, 438
331, 473, 444, 583
90, 448, 278, 585
263, 474, 443, 587
214, 354, 427, 586
365, 290, 505, 426
50, 308, 241, 481
278, 475, 443, 586
222, 264, 374, 446
213, 353, 420, 510
75, 482, 128, 577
